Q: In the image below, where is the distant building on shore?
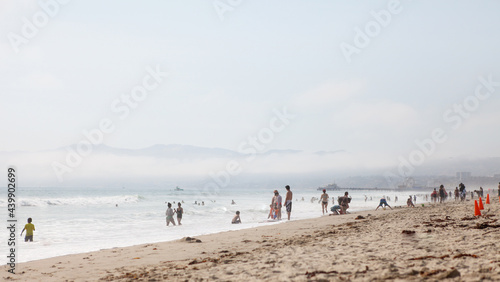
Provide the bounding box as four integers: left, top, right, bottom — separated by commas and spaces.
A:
456, 172, 472, 181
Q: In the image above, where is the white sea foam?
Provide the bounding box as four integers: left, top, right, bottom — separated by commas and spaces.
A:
10, 195, 144, 207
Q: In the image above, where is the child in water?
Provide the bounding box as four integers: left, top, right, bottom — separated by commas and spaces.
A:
232, 211, 241, 224
21, 218, 35, 242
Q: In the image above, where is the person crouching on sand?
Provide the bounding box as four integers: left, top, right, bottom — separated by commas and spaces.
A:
232, 211, 241, 224
375, 197, 392, 210
166, 203, 176, 226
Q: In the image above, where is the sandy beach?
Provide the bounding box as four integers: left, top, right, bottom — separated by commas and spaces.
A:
4, 198, 500, 281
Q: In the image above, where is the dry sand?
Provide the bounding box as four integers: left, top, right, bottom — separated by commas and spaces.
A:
3, 198, 500, 281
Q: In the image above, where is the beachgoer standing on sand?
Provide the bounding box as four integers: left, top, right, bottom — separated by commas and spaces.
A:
232, 211, 241, 224
284, 185, 293, 220
269, 191, 278, 219
439, 185, 446, 203
498, 182, 500, 197
407, 196, 415, 207
166, 203, 176, 226
20, 218, 35, 242
274, 190, 283, 220
268, 205, 274, 219
176, 202, 183, 225
431, 188, 437, 203
375, 197, 392, 210
319, 189, 329, 215
339, 191, 351, 214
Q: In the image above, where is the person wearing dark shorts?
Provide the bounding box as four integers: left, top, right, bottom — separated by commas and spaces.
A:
284, 185, 293, 220
375, 197, 392, 210
176, 202, 183, 225
339, 191, 351, 214
319, 189, 329, 215
21, 218, 35, 242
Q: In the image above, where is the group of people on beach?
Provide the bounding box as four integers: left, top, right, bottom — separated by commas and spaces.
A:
268, 185, 293, 220
165, 202, 183, 226
319, 189, 351, 215
429, 183, 497, 203
166, 181, 500, 227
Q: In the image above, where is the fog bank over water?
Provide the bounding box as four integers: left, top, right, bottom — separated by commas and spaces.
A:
2, 144, 498, 188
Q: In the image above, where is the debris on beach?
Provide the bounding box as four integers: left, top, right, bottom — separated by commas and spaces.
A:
184, 237, 202, 243
402, 230, 415, 235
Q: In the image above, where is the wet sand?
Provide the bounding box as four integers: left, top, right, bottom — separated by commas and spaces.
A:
3, 198, 500, 281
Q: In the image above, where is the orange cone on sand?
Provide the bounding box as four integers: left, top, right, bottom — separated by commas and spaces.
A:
478, 197, 484, 210
474, 200, 481, 216
486, 194, 490, 204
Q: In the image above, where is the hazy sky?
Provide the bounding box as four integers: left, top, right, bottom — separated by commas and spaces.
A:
1, 1, 500, 185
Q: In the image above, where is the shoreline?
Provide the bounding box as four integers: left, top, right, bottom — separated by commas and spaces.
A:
10, 196, 398, 264
11, 205, 383, 261
4, 199, 500, 281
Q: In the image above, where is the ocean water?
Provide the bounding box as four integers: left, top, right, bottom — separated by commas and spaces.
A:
1, 186, 430, 263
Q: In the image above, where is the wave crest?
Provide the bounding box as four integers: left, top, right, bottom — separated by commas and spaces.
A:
6, 194, 145, 207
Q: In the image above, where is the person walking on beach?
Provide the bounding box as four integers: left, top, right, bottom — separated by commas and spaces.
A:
175, 202, 183, 225
319, 189, 329, 215
498, 182, 500, 197
284, 185, 293, 220
166, 203, 176, 226
20, 218, 35, 242
375, 197, 392, 210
